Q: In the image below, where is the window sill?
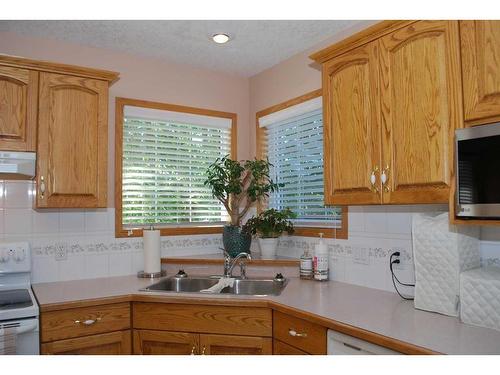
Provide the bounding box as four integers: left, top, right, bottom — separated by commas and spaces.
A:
293, 226, 347, 240
115, 226, 224, 238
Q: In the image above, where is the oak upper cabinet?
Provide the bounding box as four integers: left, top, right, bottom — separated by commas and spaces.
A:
36, 72, 108, 208
379, 21, 462, 204
313, 21, 462, 205
133, 330, 199, 355
460, 20, 500, 125
0, 66, 38, 151
322, 40, 382, 205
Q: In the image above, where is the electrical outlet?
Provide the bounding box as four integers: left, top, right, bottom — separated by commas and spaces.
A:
391, 247, 408, 270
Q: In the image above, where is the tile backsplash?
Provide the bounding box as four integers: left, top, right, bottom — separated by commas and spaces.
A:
0, 181, 222, 283
1, 180, 500, 295
278, 205, 500, 295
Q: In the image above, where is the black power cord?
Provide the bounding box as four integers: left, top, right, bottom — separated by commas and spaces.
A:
390, 252, 415, 301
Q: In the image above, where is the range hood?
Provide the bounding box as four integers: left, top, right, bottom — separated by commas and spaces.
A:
0, 151, 36, 180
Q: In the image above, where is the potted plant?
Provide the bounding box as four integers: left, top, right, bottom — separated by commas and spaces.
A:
204, 155, 281, 257
243, 208, 296, 259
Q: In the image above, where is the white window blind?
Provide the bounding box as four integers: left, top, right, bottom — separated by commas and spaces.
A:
122, 106, 231, 228
260, 104, 342, 228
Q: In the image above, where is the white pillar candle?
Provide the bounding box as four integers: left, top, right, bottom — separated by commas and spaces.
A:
143, 227, 161, 274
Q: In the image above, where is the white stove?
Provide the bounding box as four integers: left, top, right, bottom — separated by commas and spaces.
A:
0, 242, 39, 355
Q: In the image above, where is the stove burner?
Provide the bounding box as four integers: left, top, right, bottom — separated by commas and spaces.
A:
0, 289, 33, 310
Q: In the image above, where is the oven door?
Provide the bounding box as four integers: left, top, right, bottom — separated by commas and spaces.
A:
0, 317, 39, 355
456, 123, 500, 218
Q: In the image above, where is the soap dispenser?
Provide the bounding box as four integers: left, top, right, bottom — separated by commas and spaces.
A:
300, 248, 313, 280
313, 233, 329, 281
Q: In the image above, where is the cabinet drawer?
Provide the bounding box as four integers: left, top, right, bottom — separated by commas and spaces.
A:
41, 330, 131, 355
133, 303, 272, 337
273, 339, 308, 355
41, 302, 130, 342
273, 311, 326, 354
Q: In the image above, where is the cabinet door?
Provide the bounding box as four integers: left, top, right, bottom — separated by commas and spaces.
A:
379, 21, 462, 204
36, 72, 108, 208
133, 330, 199, 355
322, 40, 382, 205
460, 20, 500, 125
41, 330, 131, 355
0, 66, 37, 151
199, 334, 272, 355
273, 339, 308, 355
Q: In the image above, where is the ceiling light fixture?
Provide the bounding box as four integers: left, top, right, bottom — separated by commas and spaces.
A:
212, 33, 230, 44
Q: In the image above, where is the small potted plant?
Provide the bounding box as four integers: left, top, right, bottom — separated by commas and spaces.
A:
243, 208, 296, 259
204, 156, 281, 257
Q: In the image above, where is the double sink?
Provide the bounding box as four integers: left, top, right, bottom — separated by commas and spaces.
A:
141, 275, 288, 296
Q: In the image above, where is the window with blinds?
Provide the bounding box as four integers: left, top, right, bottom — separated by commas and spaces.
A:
259, 102, 342, 228
122, 107, 232, 228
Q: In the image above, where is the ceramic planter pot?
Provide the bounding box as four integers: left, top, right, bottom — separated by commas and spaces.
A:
222, 225, 252, 257
258, 237, 279, 259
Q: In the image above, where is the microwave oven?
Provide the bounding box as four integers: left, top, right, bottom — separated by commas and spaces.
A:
456, 122, 500, 218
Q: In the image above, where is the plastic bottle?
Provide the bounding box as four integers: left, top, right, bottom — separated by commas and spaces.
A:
313, 233, 329, 281
300, 249, 313, 280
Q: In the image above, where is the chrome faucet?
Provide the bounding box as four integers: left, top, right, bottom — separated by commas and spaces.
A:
222, 250, 252, 278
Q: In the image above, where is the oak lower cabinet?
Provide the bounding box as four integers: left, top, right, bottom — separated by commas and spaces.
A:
460, 20, 500, 125
313, 20, 463, 205
273, 339, 308, 355
200, 333, 272, 355
133, 330, 199, 355
41, 331, 131, 355
40, 302, 131, 355
132, 302, 273, 355
133, 330, 272, 355
273, 311, 327, 355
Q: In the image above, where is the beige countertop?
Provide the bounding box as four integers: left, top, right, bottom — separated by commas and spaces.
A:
32, 275, 500, 355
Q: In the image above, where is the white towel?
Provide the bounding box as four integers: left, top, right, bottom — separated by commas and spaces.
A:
0, 327, 17, 355
200, 278, 235, 293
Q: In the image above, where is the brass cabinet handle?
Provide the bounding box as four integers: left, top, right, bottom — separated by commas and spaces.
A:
288, 329, 307, 338
39, 176, 46, 199
190, 345, 196, 355
370, 166, 379, 193
381, 165, 390, 192
201, 346, 206, 355
74, 317, 101, 326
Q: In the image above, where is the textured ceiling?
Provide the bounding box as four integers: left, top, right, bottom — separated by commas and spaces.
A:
0, 20, 361, 77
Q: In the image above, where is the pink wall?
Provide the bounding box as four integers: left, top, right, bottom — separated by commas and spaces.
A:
0, 32, 250, 207
248, 21, 376, 155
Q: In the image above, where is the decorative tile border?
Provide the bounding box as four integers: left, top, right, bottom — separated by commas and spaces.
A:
30, 234, 223, 261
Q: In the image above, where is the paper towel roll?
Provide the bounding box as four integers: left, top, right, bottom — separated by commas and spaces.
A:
143, 227, 161, 274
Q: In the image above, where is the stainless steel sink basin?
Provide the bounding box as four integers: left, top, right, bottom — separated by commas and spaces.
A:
143, 276, 221, 293
141, 276, 287, 296
220, 278, 288, 296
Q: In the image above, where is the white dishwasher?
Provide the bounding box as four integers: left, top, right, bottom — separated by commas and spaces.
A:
327, 330, 400, 355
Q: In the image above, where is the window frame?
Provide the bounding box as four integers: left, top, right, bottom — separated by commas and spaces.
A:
255, 89, 348, 240
115, 97, 237, 238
